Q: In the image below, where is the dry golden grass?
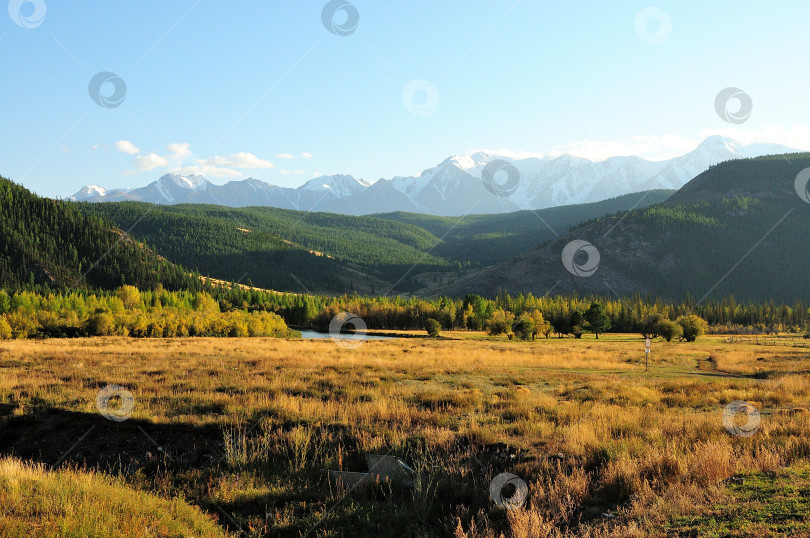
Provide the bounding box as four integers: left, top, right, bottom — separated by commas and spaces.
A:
0, 334, 808, 536
0, 456, 227, 537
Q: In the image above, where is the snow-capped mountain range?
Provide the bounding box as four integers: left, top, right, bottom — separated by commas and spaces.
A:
69, 136, 803, 216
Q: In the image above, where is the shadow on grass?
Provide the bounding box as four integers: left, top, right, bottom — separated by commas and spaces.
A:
0, 404, 223, 472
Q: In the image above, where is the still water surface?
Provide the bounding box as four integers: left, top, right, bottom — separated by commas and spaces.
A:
298, 330, 396, 341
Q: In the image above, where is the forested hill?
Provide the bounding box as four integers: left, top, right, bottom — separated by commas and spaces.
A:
0, 176, 199, 290
76, 190, 673, 295
374, 190, 674, 266
75, 202, 450, 294
435, 154, 810, 303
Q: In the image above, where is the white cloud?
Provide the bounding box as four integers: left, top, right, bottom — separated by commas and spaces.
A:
200, 152, 273, 169
167, 142, 192, 160
119, 142, 276, 178
471, 126, 810, 163
531, 134, 697, 162
697, 126, 810, 151
133, 153, 170, 172
465, 148, 547, 161
300, 152, 314, 158
115, 140, 140, 155
546, 138, 688, 161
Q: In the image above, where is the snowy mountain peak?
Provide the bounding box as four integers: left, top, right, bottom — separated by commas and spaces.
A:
76, 185, 107, 197
446, 152, 491, 172
698, 134, 735, 147
67, 136, 806, 215
158, 173, 209, 191
301, 174, 369, 196
695, 135, 745, 154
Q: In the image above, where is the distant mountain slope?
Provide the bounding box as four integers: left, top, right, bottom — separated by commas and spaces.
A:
76, 189, 673, 295
70, 136, 801, 216
76, 202, 450, 294
0, 176, 198, 290
375, 190, 674, 266
72, 174, 370, 212
434, 154, 810, 302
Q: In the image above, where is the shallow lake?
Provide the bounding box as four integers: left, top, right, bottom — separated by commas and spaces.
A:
298, 330, 397, 341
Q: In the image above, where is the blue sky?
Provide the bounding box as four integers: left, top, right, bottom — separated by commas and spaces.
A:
4, 0, 810, 197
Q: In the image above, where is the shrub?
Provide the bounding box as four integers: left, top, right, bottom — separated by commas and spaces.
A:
654, 319, 682, 342
116, 285, 142, 310
146, 322, 164, 338
129, 315, 149, 337
0, 317, 11, 340
512, 314, 535, 341
640, 313, 663, 338
486, 309, 515, 336
676, 314, 708, 342
6, 312, 39, 339
424, 318, 441, 337
528, 310, 552, 339
86, 312, 116, 336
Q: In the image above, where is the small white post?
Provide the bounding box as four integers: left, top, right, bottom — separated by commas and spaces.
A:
645, 337, 651, 372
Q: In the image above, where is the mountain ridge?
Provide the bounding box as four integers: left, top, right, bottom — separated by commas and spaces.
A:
75, 189, 673, 295
429, 153, 810, 302
0, 175, 200, 291
70, 136, 802, 216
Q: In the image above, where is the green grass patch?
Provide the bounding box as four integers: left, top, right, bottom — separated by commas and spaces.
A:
667, 465, 810, 537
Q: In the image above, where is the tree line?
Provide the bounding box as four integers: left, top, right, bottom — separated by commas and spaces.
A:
0, 286, 296, 340
1, 284, 807, 341
189, 286, 810, 336
0, 176, 202, 291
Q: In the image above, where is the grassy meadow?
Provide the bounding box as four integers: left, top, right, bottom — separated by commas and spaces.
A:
0, 333, 809, 536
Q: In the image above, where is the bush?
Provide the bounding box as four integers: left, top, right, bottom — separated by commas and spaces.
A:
640, 313, 662, 338
512, 316, 534, 341
86, 312, 116, 336
486, 309, 515, 336
0, 317, 11, 340
552, 312, 570, 337
513, 313, 543, 341
7, 312, 39, 339
517, 310, 551, 340
676, 314, 708, 342
529, 310, 553, 339
116, 285, 142, 309
129, 315, 149, 338
654, 319, 682, 342
424, 318, 441, 337
146, 322, 164, 338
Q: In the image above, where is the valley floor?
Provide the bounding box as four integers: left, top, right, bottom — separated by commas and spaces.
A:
0, 334, 808, 536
